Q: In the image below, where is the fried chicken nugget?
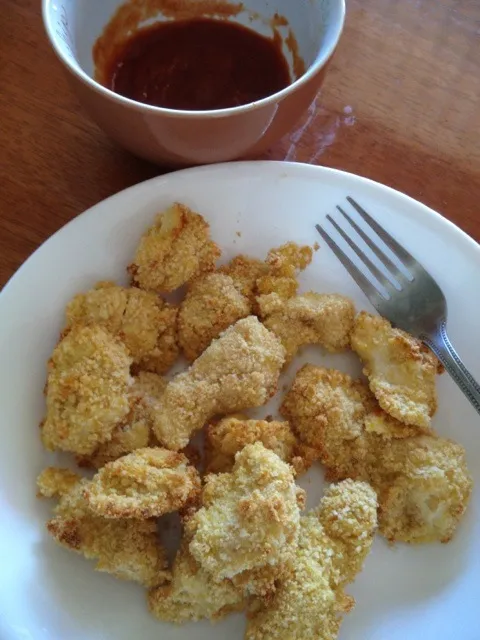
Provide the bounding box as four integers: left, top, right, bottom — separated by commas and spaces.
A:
258, 292, 355, 363
148, 538, 244, 623
186, 443, 305, 597
205, 415, 316, 475
177, 243, 314, 362
65, 281, 179, 374
282, 365, 473, 544
41, 324, 132, 456
218, 255, 268, 302
84, 448, 201, 519
178, 273, 251, 361
128, 203, 221, 293
351, 311, 442, 428
281, 365, 375, 480
78, 372, 166, 469
372, 436, 473, 543
41, 471, 169, 587
152, 317, 286, 451
37, 467, 81, 498
245, 480, 378, 640
256, 242, 313, 299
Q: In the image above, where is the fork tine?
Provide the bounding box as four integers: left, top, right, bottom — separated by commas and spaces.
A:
347, 197, 416, 268
326, 215, 397, 292
337, 206, 412, 283
315, 224, 387, 310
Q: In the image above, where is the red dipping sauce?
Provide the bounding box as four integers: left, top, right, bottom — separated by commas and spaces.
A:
100, 18, 292, 111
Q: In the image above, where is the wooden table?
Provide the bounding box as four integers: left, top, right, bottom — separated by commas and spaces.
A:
1, 0, 479, 288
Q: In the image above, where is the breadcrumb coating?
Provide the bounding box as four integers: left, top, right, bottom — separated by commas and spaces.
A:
41, 324, 132, 455
66, 281, 179, 374
84, 448, 201, 519
281, 365, 374, 480
372, 436, 472, 543
178, 273, 251, 361
128, 203, 221, 293
152, 317, 286, 451
205, 415, 316, 475
218, 255, 268, 302
186, 443, 305, 596
77, 372, 166, 469
258, 292, 355, 362
282, 365, 472, 543
256, 242, 313, 299
37, 467, 81, 498
148, 539, 244, 623
43, 472, 169, 586
135, 302, 179, 375
351, 311, 442, 429
245, 480, 377, 640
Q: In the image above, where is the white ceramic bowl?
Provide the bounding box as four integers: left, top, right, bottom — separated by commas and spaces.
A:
42, 0, 345, 166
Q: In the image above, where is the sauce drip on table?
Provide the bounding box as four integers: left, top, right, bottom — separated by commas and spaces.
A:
99, 18, 292, 111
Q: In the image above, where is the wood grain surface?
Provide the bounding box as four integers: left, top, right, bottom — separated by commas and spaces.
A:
1, 0, 479, 287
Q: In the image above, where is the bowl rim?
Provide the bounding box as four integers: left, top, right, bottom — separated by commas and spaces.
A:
41, 0, 346, 120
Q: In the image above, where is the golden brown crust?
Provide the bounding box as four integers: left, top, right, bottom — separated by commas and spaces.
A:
84, 448, 201, 519
41, 324, 132, 455
152, 317, 286, 451
258, 292, 355, 362
282, 364, 473, 544
281, 365, 374, 481
218, 255, 268, 302
204, 415, 317, 475
245, 480, 377, 640
44, 474, 169, 586
351, 311, 441, 429
65, 282, 179, 374
178, 272, 251, 361
186, 443, 304, 597
256, 242, 313, 300
37, 467, 81, 498
127, 203, 221, 293
148, 539, 244, 623
76, 372, 166, 469
134, 302, 179, 374
372, 436, 472, 543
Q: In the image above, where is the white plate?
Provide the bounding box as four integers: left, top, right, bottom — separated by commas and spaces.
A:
1, 161, 479, 640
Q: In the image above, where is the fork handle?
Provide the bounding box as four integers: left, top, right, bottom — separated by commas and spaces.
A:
423, 323, 480, 416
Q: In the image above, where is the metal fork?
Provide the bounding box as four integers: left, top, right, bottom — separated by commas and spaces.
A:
316, 196, 480, 416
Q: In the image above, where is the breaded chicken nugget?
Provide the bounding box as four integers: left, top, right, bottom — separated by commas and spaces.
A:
41, 324, 132, 455
256, 242, 313, 299
258, 292, 355, 363
178, 273, 251, 361
373, 436, 472, 543
84, 448, 201, 519
134, 302, 179, 375
281, 365, 374, 480
77, 372, 166, 469
148, 539, 244, 623
65, 282, 179, 374
282, 365, 472, 544
153, 317, 285, 451
42, 472, 169, 586
219, 242, 313, 303
245, 480, 377, 640
37, 467, 81, 498
128, 203, 221, 293
218, 255, 268, 302
186, 443, 305, 597
205, 415, 316, 475
351, 311, 442, 428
